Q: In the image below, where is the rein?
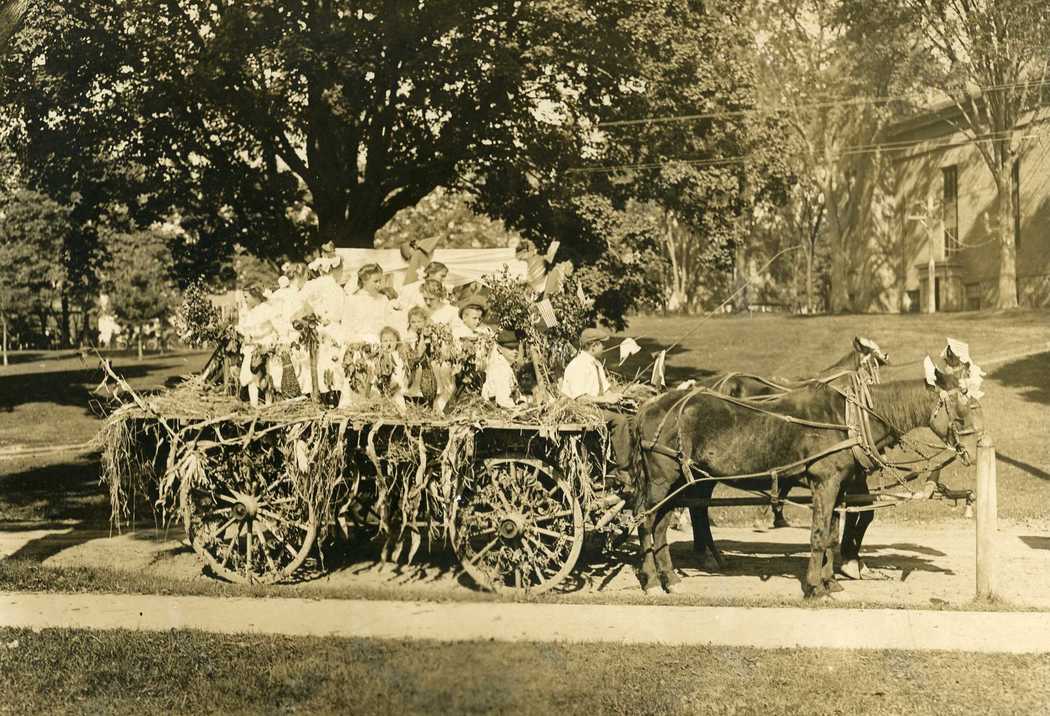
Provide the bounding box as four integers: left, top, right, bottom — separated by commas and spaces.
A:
632, 364, 969, 526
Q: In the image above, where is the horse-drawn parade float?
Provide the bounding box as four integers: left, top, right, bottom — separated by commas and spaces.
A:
97, 244, 988, 598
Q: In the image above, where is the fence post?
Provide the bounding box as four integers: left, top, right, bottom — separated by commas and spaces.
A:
976, 433, 998, 600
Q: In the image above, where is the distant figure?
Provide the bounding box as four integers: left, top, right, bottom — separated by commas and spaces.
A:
98, 314, 122, 349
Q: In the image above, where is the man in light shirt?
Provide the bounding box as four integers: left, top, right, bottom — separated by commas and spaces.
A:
560, 327, 633, 490
482, 329, 524, 410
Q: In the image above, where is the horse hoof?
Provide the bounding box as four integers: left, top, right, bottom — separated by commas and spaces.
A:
772, 518, 791, 529
664, 582, 681, 595
827, 579, 844, 593
839, 560, 861, 580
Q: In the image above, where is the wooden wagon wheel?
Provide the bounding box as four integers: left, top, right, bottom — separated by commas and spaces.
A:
454, 457, 584, 595
183, 447, 317, 584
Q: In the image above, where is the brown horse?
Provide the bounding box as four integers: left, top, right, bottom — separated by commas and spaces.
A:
631, 361, 981, 597
693, 336, 887, 536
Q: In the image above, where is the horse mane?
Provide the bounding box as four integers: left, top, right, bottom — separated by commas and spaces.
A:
815, 348, 859, 378
867, 379, 936, 433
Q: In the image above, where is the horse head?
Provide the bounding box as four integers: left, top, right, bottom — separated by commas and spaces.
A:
853, 336, 889, 366
924, 356, 983, 466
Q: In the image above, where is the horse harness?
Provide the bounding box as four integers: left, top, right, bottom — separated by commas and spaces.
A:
634, 368, 964, 525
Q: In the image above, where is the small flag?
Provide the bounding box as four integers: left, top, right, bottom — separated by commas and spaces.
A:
652, 350, 667, 388
618, 337, 641, 365
576, 283, 594, 308
536, 298, 558, 328
545, 240, 561, 263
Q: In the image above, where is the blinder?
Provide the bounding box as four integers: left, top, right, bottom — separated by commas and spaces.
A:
930, 388, 982, 465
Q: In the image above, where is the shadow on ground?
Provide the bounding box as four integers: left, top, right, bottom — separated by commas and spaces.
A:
990, 351, 1050, 406
997, 452, 1050, 482
0, 361, 188, 414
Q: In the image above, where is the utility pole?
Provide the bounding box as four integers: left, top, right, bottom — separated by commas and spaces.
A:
907, 195, 938, 314
927, 194, 936, 314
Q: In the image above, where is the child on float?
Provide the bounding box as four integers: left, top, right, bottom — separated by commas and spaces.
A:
402, 306, 429, 399
396, 261, 450, 310
420, 278, 460, 326
372, 326, 408, 409
342, 263, 404, 341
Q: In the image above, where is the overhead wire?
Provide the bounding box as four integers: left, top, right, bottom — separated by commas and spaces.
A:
596, 77, 1050, 128
565, 124, 1050, 175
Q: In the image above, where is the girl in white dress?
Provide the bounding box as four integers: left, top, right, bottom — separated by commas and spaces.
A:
343, 263, 402, 342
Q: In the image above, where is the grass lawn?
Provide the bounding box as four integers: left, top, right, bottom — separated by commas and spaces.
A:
0, 628, 1048, 715
0, 348, 209, 449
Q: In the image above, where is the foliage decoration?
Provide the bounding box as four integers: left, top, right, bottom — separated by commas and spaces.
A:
172, 279, 227, 347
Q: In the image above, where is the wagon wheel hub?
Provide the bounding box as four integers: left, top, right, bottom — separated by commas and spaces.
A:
498, 513, 526, 540
232, 494, 260, 520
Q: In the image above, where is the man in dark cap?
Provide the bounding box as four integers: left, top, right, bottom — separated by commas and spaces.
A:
560, 327, 633, 490
482, 329, 524, 409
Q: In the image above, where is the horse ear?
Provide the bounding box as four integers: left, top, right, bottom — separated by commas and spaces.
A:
923, 356, 939, 387
853, 336, 864, 352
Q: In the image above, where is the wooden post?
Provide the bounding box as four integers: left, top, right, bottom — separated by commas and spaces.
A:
976, 433, 998, 600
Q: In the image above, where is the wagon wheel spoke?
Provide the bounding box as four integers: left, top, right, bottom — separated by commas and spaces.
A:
183, 438, 318, 585
254, 523, 280, 575
245, 523, 254, 578
454, 458, 584, 595
532, 510, 574, 524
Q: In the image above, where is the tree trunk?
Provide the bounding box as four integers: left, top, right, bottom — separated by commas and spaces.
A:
1, 315, 7, 366
827, 216, 850, 313
60, 294, 70, 348
314, 191, 379, 249
996, 183, 1019, 309
137, 325, 143, 360
805, 248, 814, 314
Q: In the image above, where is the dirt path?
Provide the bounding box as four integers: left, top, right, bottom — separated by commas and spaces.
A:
5, 519, 1050, 610
3, 591, 1050, 653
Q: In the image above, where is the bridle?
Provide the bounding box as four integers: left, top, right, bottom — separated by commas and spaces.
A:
930, 389, 981, 465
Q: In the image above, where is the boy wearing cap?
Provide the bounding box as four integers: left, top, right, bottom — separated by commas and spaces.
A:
560, 327, 633, 489
453, 295, 492, 340
482, 329, 525, 409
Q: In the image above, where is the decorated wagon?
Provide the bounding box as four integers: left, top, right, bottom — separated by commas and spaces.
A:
100, 244, 634, 594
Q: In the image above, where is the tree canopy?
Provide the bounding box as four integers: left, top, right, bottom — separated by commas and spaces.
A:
0, 188, 70, 361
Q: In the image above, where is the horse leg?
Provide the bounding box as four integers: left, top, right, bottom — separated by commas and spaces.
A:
689, 484, 726, 571
772, 483, 792, 528
689, 505, 707, 553
652, 502, 683, 592
822, 506, 844, 593
840, 477, 874, 580
804, 474, 842, 598
636, 513, 660, 594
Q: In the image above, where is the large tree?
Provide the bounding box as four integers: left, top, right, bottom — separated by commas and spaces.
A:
752, 0, 922, 313
474, 0, 792, 312
0, 188, 71, 363
4, 1, 785, 254
842, 0, 1050, 309
3, 0, 645, 249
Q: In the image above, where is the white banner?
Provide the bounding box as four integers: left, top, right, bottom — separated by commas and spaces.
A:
334, 248, 527, 291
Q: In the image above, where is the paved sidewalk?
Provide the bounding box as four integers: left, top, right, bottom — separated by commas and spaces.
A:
2, 592, 1050, 653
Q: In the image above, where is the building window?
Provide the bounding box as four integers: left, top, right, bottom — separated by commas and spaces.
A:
943, 165, 959, 256
965, 283, 981, 311
1012, 158, 1021, 250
